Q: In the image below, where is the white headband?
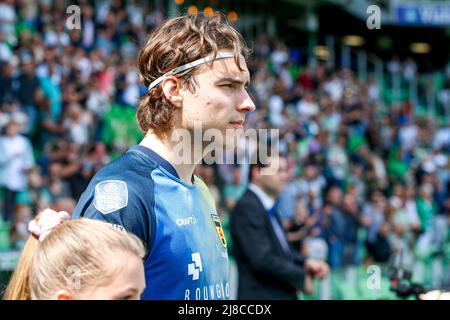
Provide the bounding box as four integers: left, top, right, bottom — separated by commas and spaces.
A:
147, 51, 244, 91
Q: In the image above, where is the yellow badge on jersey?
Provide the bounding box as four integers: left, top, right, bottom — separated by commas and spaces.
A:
211, 214, 227, 249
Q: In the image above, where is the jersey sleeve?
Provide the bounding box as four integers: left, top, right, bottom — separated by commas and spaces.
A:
72, 178, 155, 252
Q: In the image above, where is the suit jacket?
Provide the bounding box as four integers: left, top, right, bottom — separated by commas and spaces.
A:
230, 188, 306, 300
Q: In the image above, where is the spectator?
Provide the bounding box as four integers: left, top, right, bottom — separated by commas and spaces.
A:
416, 184, 437, 233
9, 204, 33, 250
47, 161, 72, 203
0, 62, 16, 107
295, 162, 326, 209
325, 133, 348, 188
287, 198, 318, 255
0, 0, 17, 45
44, 19, 70, 48
340, 193, 361, 267
63, 103, 92, 146
362, 190, 391, 263
223, 165, 246, 212
16, 59, 39, 135
16, 165, 51, 212
346, 161, 366, 204
297, 91, 319, 121
322, 186, 346, 269
388, 185, 421, 266
0, 117, 35, 222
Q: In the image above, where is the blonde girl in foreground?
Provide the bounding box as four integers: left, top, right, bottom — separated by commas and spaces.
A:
3, 209, 146, 300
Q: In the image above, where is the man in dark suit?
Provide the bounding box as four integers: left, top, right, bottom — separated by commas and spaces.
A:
230, 155, 329, 300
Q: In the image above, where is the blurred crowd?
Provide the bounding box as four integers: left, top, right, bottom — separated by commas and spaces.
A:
214, 36, 450, 295
0, 0, 449, 295
0, 0, 156, 248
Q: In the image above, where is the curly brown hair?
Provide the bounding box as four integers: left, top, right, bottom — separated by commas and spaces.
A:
137, 13, 251, 139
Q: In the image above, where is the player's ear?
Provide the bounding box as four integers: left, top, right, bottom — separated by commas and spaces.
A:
161, 76, 183, 108
54, 289, 74, 300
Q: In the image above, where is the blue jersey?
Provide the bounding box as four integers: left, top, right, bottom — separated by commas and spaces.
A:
72, 145, 229, 300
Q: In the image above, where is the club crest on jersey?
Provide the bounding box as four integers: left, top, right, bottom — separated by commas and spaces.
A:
94, 180, 128, 214
211, 214, 227, 249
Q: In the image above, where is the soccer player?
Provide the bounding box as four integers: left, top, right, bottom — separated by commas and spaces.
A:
72, 14, 255, 300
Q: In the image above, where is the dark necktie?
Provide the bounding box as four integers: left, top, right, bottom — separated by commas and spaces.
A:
268, 203, 292, 257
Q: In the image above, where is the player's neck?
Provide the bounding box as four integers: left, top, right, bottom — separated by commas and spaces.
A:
140, 132, 199, 185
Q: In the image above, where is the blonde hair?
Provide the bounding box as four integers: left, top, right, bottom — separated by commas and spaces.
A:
3, 219, 146, 300
137, 13, 250, 138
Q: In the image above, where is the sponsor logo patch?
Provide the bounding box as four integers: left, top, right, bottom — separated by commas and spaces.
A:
94, 180, 128, 214
211, 214, 227, 249
188, 252, 203, 281
176, 216, 197, 226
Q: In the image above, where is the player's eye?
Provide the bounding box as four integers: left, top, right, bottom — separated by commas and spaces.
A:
118, 295, 133, 300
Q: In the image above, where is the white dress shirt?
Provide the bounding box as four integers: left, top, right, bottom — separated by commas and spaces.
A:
248, 183, 292, 256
